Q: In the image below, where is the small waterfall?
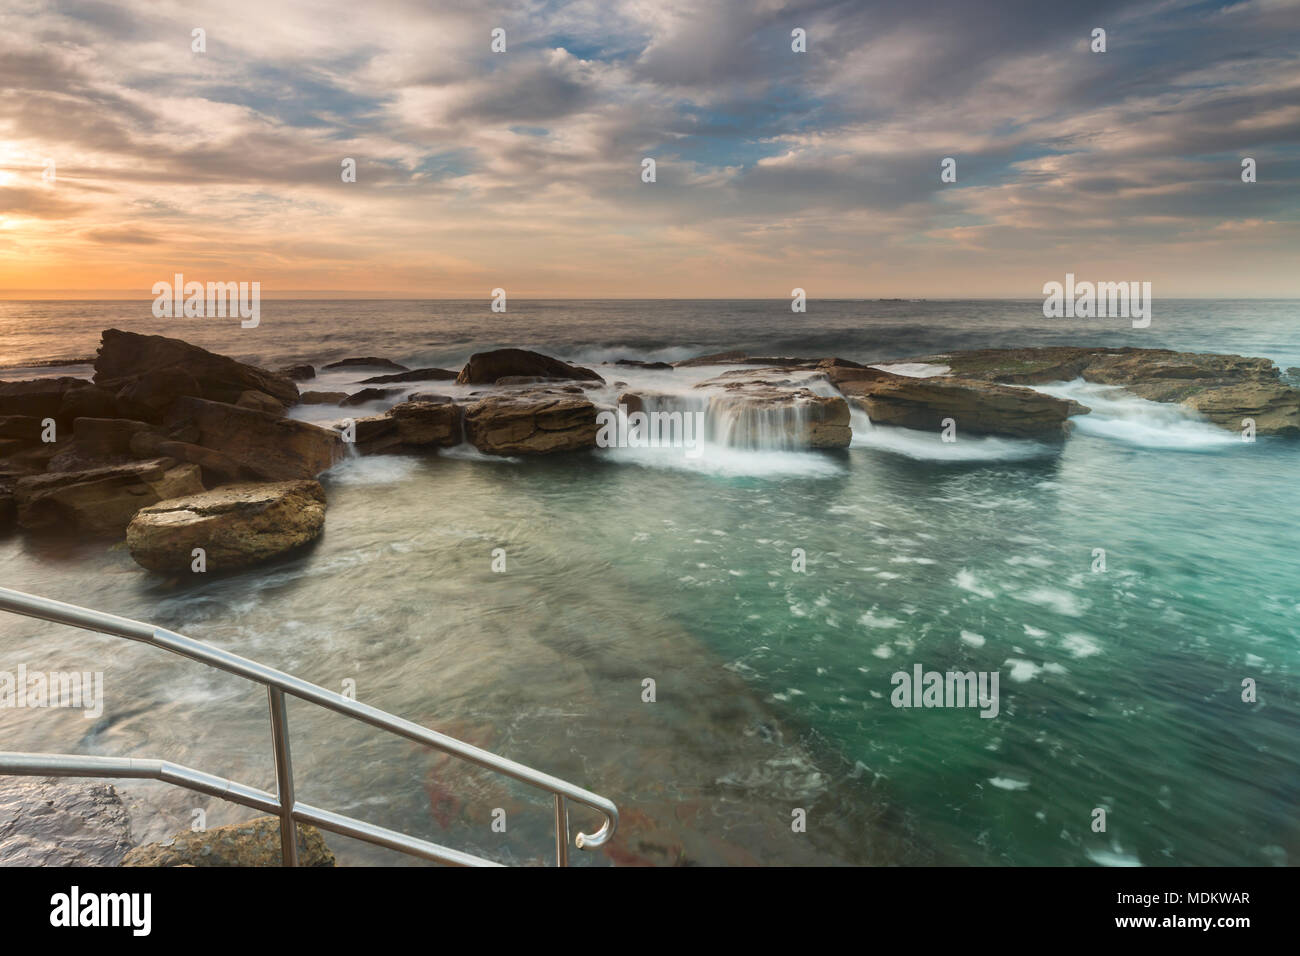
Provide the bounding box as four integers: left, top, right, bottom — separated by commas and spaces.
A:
630, 389, 823, 451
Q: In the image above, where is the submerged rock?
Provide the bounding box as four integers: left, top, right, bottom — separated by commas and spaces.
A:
358, 367, 458, 384
277, 363, 316, 381
126, 480, 327, 572
15, 459, 205, 536
120, 816, 335, 867
456, 348, 605, 386
322, 357, 407, 372
464, 388, 597, 454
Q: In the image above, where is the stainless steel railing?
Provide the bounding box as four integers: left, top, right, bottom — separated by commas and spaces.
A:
0, 586, 617, 867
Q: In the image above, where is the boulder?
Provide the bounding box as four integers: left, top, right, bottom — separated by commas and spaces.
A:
339, 387, 402, 407
120, 816, 335, 867
126, 480, 326, 572
167, 396, 343, 481
113, 367, 203, 422
277, 364, 316, 381
358, 367, 459, 384
455, 348, 605, 386
234, 389, 286, 416
46, 417, 161, 472
15, 459, 204, 536
93, 329, 299, 413
322, 357, 408, 372
0, 780, 133, 866
299, 390, 349, 405
463, 388, 598, 454
390, 400, 461, 447
831, 370, 1084, 439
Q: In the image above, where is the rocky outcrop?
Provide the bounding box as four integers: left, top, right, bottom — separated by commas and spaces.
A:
46, 417, 161, 472
914, 347, 1300, 435
15, 459, 204, 536
0, 780, 133, 866
166, 396, 343, 481
126, 480, 327, 572
300, 390, 349, 405
277, 364, 316, 381
463, 387, 598, 454
456, 348, 604, 386
93, 329, 299, 419
358, 367, 458, 384
339, 387, 402, 406
120, 816, 335, 867
823, 364, 1086, 439
390, 400, 461, 447
0, 377, 89, 421
323, 357, 407, 372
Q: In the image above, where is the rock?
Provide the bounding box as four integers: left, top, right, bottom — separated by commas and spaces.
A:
15, 459, 204, 536
455, 348, 605, 386
46, 417, 161, 472
278, 364, 316, 381
916, 346, 1300, 436
0, 779, 133, 866
299, 390, 349, 405
404, 392, 453, 405
0, 480, 14, 534
120, 816, 335, 867
128, 432, 261, 484
674, 351, 822, 369
828, 367, 1084, 439
167, 396, 343, 481
339, 387, 403, 406
358, 367, 458, 384
0, 377, 88, 421
127, 480, 326, 572
0, 415, 45, 442
390, 400, 461, 447
614, 359, 674, 370
234, 389, 286, 416
463, 388, 598, 455
322, 357, 408, 372
58, 383, 119, 421
93, 329, 299, 413
113, 367, 203, 422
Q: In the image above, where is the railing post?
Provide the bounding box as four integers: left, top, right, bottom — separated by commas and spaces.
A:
554, 794, 569, 867
267, 686, 299, 867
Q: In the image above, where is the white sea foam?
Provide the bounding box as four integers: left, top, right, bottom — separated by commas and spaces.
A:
849, 407, 1049, 461
871, 362, 952, 377
1031, 379, 1240, 449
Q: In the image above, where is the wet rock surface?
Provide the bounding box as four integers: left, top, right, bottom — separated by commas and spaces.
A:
0, 779, 133, 866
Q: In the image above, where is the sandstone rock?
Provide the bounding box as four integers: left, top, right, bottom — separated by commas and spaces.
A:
235, 389, 286, 416
46, 417, 161, 472
833, 371, 1084, 439
278, 364, 316, 381
167, 396, 343, 481
0, 377, 88, 421
913, 347, 1300, 436
113, 366, 203, 422
15, 459, 204, 536
464, 388, 598, 454
390, 400, 461, 447
129, 432, 261, 484
120, 816, 335, 867
0, 415, 45, 442
340, 387, 402, 406
456, 348, 605, 386
299, 390, 349, 404
614, 359, 674, 370
93, 329, 299, 412
358, 367, 458, 384
0, 779, 133, 866
0, 480, 14, 534
58, 383, 119, 422
322, 357, 408, 372
127, 480, 326, 572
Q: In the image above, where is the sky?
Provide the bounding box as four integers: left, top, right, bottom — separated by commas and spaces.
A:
1, 0, 1297, 298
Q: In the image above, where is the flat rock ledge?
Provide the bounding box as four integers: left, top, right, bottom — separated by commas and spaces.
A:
126, 480, 326, 572
0, 778, 133, 866
121, 816, 335, 867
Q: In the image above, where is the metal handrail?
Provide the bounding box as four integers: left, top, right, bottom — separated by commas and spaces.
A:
0, 586, 617, 867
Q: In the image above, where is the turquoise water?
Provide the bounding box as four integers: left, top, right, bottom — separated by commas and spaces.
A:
1, 300, 1297, 865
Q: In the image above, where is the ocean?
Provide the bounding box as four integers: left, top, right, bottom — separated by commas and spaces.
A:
1, 298, 1297, 866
